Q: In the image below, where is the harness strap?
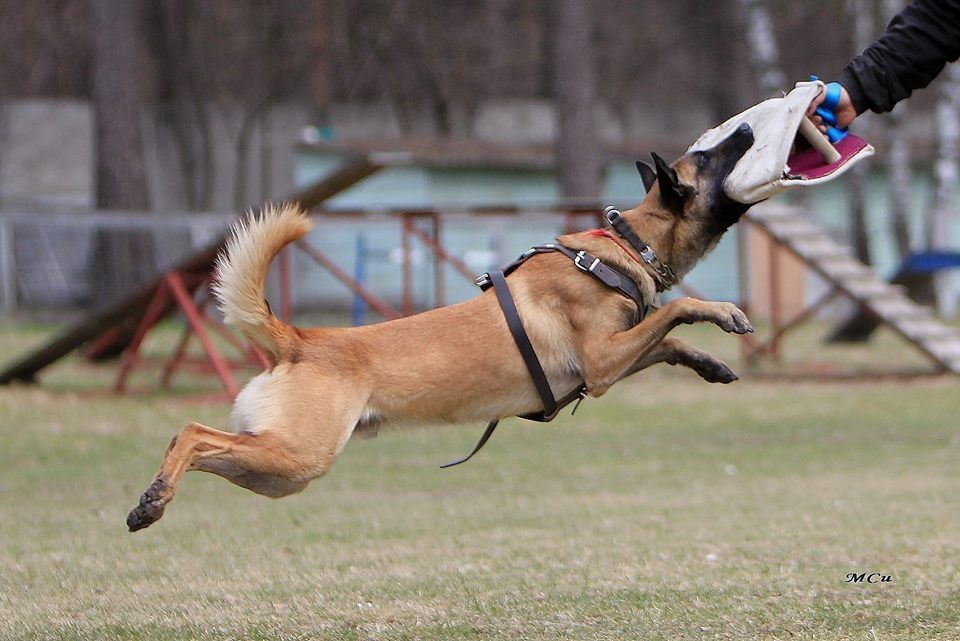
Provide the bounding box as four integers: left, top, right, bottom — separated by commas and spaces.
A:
438, 381, 593, 468
550, 244, 647, 321
477, 243, 647, 324
438, 419, 500, 468
489, 269, 557, 418
440, 242, 649, 468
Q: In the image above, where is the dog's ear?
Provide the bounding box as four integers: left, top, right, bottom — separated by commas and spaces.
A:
635, 160, 656, 193
651, 152, 688, 210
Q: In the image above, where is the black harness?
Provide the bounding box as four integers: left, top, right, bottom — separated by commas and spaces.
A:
440, 241, 653, 468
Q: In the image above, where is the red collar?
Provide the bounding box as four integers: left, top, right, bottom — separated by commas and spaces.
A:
584, 229, 644, 265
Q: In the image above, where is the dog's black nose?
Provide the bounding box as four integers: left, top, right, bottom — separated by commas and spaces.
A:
728, 122, 755, 154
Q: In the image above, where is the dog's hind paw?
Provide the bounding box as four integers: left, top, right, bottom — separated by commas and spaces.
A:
126, 478, 170, 532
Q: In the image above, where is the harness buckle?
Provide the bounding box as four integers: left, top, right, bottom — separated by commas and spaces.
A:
574, 250, 600, 273
475, 273, 491, 288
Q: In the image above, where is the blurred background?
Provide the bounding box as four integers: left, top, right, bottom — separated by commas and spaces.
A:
4, 6, 960, 637
0, 0, 958, 381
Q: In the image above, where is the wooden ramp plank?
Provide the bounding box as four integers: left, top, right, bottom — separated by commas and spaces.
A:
746, 203, 960, 375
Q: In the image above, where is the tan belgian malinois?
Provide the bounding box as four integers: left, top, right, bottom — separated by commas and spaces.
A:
127, 123, 756, 532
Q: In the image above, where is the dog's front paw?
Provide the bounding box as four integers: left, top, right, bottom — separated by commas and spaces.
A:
685, 350, 738, 383
712, 302, 753, 334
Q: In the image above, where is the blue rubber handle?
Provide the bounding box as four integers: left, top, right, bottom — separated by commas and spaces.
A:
809, 75, 848, 143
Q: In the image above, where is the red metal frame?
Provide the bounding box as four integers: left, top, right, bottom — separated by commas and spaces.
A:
295, 238, 401, 319
113, 270, 264, 398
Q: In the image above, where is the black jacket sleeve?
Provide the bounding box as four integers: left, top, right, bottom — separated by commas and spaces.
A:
839, 0, 960, 114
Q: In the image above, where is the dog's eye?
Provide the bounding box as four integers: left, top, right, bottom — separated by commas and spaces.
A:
695, 152, 709, 169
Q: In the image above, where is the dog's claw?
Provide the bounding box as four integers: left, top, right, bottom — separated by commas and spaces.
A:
704, 361, 738, 383
713, 303, 753, 334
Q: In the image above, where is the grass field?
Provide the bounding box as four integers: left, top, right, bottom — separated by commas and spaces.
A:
1, 319, 959, 640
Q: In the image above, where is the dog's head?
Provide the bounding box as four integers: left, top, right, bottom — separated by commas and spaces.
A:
631, 123, 754, 277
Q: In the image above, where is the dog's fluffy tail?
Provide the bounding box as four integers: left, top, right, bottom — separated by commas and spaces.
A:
212, 203, 313, 361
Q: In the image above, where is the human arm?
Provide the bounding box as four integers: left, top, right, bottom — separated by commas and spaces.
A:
840, 0, 960, 115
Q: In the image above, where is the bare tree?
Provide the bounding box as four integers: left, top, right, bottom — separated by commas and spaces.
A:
931, 64, 960, 317
89, 0, 155, 306
90, 0, 149, 209
549, 0, 600, 202
146, 0, 214, 210
739, 0, 787, 98
846, 0, 874, 265
883, 0, 913, 260
699, 0, 751, 124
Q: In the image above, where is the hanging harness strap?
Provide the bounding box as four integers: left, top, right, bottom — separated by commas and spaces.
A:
439, 269, 561, 469
440, 242, 647, 468
438, 418, 502, 468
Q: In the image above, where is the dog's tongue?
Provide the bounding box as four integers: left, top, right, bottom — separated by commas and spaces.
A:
688, 81, 874, 204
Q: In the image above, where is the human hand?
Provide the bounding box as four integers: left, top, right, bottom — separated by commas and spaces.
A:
806, 83, 857, 132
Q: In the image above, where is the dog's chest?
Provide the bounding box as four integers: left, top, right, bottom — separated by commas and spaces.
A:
518, 298, 581, 378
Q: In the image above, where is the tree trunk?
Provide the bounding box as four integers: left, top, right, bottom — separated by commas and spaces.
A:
883, 0, 913, 260
150, 0, 214, 210
738, 0, 787, 98
703, 0, 747, 124
931, 64, 960, 317
846, 0, 874, 265
91, 0, 149, 209
549, 0, 600, 203
89, 0, 156, 307
886, 113, 913, 259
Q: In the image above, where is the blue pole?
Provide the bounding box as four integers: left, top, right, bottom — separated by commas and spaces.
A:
352, 234, 367, 326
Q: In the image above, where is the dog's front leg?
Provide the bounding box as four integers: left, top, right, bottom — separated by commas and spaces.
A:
577, 297, 752, 396
626, 336, 738, 383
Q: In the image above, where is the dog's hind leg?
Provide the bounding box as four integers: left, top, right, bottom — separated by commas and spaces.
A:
126, 408, 358, 532
126, 424, 308, 532
625, 336, 738, 383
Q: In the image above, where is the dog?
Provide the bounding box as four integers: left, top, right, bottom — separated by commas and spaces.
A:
126, 122, 756, 532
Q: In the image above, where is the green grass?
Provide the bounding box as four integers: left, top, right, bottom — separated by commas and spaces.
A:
0, 320, 959, 640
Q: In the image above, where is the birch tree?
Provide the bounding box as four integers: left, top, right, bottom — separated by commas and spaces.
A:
846, 0, 874, 265
930, 64, 960, 317
738, 0, 787, 98
883, 0, 913, 259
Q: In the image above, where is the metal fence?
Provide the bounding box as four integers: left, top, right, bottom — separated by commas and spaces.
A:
1, 207, 665, 318
0, 209, 234, 313
0, 205, 763, 323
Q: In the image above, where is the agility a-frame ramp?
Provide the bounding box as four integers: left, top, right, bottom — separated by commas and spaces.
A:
742, 203, 960, 375
0, 157, 386, 395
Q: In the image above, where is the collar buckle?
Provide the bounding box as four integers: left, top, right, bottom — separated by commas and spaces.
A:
573, 250, 601, 273
603, 206, 676, 290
